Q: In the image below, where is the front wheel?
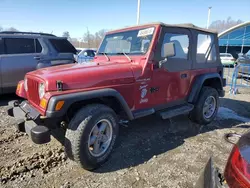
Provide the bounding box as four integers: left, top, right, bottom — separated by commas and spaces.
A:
65, 104, 119, 170
189, 87, 219, 125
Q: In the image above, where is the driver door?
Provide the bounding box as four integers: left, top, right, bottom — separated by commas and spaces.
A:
151, 27, 192, 107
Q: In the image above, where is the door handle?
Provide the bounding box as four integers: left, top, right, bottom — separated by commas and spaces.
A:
181, 73, 187, 79
34, 56, 41, 60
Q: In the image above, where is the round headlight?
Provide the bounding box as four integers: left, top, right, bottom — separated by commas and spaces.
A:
24, 78, 28, 91
38, 83, 45, 99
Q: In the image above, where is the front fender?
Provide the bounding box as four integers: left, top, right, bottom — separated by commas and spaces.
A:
45, 88, 134, 120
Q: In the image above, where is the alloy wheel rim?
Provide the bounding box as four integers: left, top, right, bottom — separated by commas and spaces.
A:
88, 119, 113, 157
203, 96, 216, 119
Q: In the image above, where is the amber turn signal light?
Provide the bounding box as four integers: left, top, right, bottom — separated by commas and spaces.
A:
40, 98, 48, 109
55, 101, 65, 111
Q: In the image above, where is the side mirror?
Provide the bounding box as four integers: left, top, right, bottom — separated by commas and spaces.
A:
162, 42, 176, 58
159, 42, 176, 69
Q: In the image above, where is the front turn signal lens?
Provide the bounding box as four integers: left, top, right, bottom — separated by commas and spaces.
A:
40, 98, 48, 109
55, 101, 65, 111
16, 83, 21, 92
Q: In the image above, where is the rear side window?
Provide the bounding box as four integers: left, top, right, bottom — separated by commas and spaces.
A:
35, 39, 42, 53
0, 38, 4, 54
196, 34, 217, 63
49, 39, 77, 54
161, 33, 189, 59
5, 38, 35, 54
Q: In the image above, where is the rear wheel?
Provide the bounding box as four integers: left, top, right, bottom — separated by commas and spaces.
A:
64, 104, 119, 170
189, 87, 219, 125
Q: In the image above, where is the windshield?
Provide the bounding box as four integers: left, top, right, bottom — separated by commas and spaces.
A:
98, 27, 155, 55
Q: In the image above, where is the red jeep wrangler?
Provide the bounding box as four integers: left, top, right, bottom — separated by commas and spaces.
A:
8, 22, 226, 170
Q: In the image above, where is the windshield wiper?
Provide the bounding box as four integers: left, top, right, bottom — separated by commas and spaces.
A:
99, 52, 110, 61
116, 52, 132, 62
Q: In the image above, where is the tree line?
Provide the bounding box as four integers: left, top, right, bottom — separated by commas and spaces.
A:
62, 29, 108, 49
209, 17, 243, 33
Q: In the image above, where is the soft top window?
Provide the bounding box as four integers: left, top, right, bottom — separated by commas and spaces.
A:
196, 34, 217, 63
49, 39, 77, 54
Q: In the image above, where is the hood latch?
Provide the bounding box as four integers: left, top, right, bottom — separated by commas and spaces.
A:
56, 80, 63, 91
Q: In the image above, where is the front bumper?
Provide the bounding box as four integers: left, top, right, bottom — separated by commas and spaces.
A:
7, 100, 50, 144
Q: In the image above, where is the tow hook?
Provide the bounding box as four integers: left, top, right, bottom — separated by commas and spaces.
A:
8, 100, 20, 107
224, 133, 241, 144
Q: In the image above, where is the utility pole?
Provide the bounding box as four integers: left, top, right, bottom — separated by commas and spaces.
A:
137, 0, 141, 25
206, 7, 212, 29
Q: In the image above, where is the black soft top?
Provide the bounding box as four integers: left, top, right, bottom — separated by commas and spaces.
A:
110, 22, 217, 34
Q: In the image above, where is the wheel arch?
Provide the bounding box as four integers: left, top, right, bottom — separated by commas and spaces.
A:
188, 73, 224, 103
46, 88, 134, 120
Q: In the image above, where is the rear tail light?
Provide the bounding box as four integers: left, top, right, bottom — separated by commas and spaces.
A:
224, 145, 250, 187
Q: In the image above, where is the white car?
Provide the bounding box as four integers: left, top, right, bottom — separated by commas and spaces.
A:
220, 53, 236, 67
77, 48, 97, 63
76, 48, 84, 54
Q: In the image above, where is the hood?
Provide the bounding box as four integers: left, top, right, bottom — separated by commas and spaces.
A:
27, 61, 139, 91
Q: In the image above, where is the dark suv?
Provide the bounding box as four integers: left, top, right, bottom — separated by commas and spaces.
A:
0, 31, 77, 94
8, 23, 226, 170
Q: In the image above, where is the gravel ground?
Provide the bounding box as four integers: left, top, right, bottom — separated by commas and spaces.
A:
1, 90, 250, 188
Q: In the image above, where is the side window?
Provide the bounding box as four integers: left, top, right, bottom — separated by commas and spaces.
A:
161, 33, 189, 59
35, 39, 42, 53
0, 38, 4, 55
5, 38, 35, 54
49, 39, 77, 54
196, 34, 216, 63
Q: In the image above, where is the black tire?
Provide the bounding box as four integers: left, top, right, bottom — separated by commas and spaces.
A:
65, 104, 119, 170
189, 87, 219, 125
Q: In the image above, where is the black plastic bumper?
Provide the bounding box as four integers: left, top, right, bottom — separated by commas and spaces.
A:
7, 100, 51, 144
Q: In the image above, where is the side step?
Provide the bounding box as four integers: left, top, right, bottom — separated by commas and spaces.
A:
160, 104, 194, 119
133, 108, 155, 119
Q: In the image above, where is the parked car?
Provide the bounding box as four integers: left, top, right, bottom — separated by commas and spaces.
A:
77, 48, 96, 63
220, 53, 236, 67
236, 54, 250, 77
0, 31, 77, 94
76, 48, 84, 54
195, 131, 250, 188
7, 22, 225, 170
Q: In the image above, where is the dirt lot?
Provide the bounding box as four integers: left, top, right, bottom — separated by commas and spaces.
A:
1, 89, 250, 188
